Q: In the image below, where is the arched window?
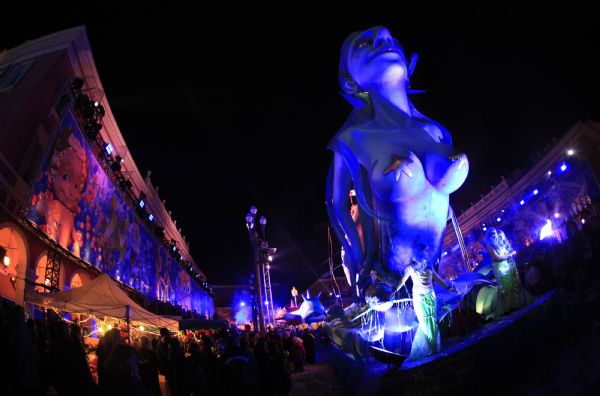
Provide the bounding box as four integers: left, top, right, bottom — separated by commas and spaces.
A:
35, 254, 48, 292
70, 273, 84, 289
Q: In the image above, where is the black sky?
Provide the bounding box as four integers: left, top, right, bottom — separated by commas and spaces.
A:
2, 5, 600, 305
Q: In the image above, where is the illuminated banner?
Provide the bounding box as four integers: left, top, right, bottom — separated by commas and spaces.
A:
28, 112, 212, 314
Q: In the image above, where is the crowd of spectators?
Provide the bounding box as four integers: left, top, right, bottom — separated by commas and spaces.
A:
0, 302, 322, 395
515, 209, 600, 296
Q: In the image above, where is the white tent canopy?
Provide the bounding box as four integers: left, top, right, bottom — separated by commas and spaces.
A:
26, 273, 178, 330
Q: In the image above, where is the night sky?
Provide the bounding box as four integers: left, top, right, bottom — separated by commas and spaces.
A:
2, 5, 599, 305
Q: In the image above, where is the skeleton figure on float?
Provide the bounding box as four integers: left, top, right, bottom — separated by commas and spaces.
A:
326, 26, 471, 360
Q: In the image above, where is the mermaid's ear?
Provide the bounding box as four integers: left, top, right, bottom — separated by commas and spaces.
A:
340, 92, 366, 108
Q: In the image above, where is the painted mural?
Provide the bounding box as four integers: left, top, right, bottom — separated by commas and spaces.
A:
28, 112, 213, 315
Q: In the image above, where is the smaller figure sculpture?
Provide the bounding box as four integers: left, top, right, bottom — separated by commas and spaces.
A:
285, 290, 326, 324
390, 244, 455, 360
485, 228, 522, 313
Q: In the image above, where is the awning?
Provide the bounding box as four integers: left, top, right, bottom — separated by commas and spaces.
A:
26, 273, 178, 330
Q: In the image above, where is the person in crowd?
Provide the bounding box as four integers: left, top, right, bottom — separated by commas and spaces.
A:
216, 335, 260, 395
254, 337, 274, 395
167, 336, 186, 396
156, 327, 174, 394
136, 336, 161, 396
69, 324, 94, 393
268, 336, 292, 395
105, 343, 146, 395
97, 327, 123, 392
290, 333, 305, 373
301, 328, 316, 364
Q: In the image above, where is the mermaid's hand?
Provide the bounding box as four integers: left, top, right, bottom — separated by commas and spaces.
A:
384, 154, 414, 181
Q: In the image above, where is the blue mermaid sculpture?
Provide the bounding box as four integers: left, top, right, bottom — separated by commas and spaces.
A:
326, 26, 473, 360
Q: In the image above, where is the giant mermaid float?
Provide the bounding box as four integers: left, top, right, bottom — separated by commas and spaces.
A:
322, 26, 540, 373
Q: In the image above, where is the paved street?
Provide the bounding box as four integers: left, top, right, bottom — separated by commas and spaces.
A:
290, 352, 344, 396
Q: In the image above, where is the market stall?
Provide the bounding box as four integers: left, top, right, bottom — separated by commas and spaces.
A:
25, 273, 179, 331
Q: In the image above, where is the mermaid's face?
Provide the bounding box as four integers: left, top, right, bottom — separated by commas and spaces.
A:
346, 26, 408, 91
52, 150, 86, 212
487, 228, 500, 245
498, 230, 507, 244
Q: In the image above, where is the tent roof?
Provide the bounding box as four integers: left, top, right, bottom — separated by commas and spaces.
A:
26, 273, 178, 330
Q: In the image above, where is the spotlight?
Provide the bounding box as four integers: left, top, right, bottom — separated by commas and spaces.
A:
148, 214, 154, 222
240, 302, 245, 306
482, 227, 487, 231
567, 149, 574, 156
496, 217, 501, 222
520, 200, 525, 205
554, 213, 560, 218
547, 170, 552, 176
139, 192, 147, 209
93, 103, 105, 119
103, 143, 113, 156
560, 163, 567, 172
533, 189, 539, 195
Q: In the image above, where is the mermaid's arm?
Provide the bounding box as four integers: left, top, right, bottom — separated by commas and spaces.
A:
330, 152, 364, 271
392, 265, 413, 295
488, 247, 512, 261
432, 268, 454, 291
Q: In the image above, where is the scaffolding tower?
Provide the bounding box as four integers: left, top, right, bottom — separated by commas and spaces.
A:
261, 244, 276, 327
44, 246, 62, 292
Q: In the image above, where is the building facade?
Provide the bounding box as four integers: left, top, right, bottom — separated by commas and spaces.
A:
0, 26, 213, 317
441, 121, 600, 277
